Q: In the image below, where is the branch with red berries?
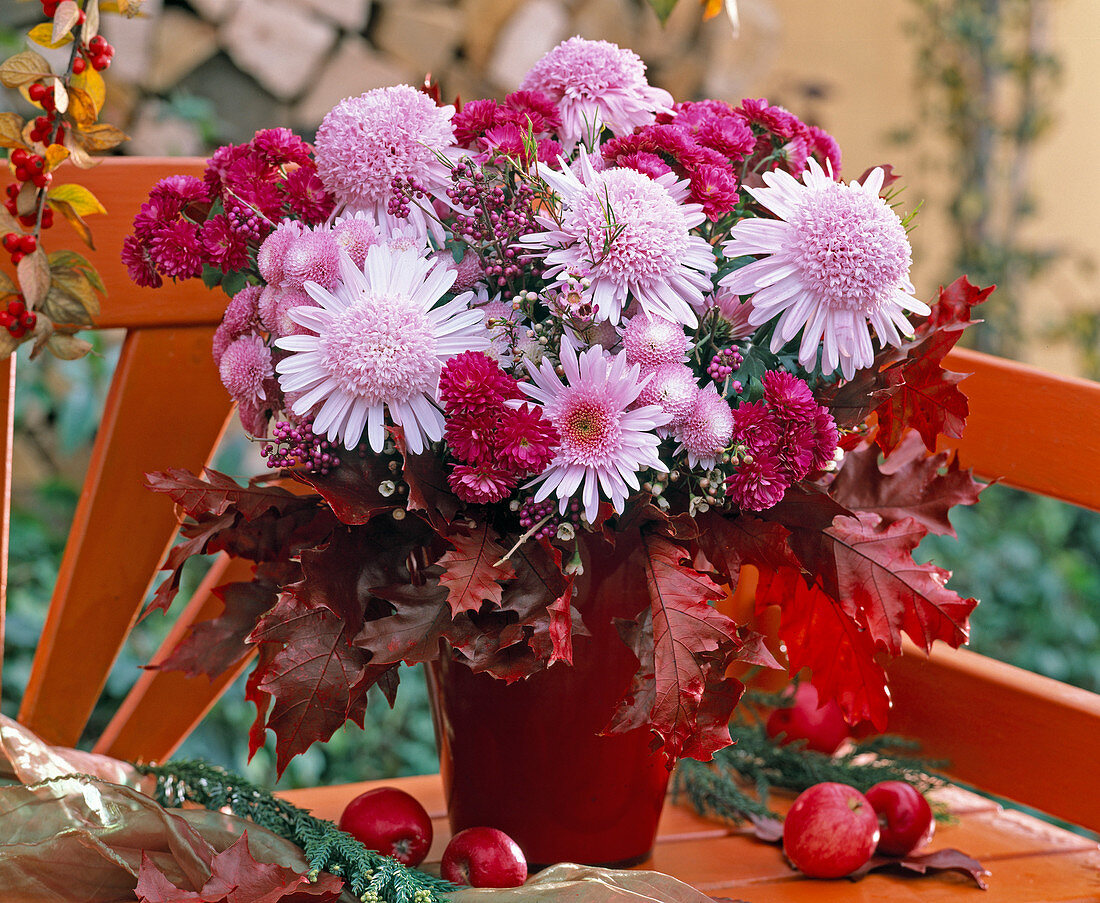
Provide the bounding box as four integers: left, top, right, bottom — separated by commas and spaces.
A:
0, 0, 140, 361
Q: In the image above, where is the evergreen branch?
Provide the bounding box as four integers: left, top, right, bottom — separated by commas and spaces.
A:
135, 760, 454, 903
675, 716, 947, 828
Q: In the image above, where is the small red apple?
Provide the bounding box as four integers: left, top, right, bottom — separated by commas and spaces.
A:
441, 826, 527, 888
783, 782, 880, 878
766, 682, 851, 755
865, 780, 936, 857
338, 787, 433, 867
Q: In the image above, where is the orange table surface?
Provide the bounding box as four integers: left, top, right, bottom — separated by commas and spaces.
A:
278, 774, 1100, 902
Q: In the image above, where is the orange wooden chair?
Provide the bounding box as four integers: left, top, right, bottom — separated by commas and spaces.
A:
2, 159, 1099, 899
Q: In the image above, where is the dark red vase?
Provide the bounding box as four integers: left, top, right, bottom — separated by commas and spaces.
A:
426, 530, 671, 867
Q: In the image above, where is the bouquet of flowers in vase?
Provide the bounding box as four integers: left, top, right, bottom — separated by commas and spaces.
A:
127, 37, 988, 776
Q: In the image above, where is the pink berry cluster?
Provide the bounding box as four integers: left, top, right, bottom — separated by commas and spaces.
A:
707, 347, 743, 394
517, 495, 581, 541
262, 420, 339, 474
445, 159, 539, 290
726, 370, 839, 511
440, 352, 559, 504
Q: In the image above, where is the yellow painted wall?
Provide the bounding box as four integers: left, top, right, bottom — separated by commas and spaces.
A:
692, 0, 1099, 375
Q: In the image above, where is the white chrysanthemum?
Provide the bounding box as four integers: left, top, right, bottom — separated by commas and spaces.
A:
522, 151, 717, 327
275, 245, 488, 453
720, 159, 930, 379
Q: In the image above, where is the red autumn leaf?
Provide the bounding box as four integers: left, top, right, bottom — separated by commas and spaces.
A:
395, 433, 460, 527
852, 848, 989, 889
135, 833, 344, 903
822, 513, 976, 656
915, 275, 995, 338
147, 511, 237, 616
146, 468, 309, 521
829, 432, 984, 536
695, 510, 799, 587
293, 454, 401, 525
605, 534, 746, 763
756, 567, 891, 729
520, 540, 579, 668
816, 363, 899, 432
246, 643, 276, 761
437, 522, 516, 615
875, 330, 970, 455
248, 594, 377, 775
159, 579, 277, 678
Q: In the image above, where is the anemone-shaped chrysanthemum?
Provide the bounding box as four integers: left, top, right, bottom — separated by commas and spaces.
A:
522, 152, 716, 327
520, 37, 673, 147
521, 341, 671, 523
313, 85, 456, 240
275, 245, 487, 454
720, 159, 930, 379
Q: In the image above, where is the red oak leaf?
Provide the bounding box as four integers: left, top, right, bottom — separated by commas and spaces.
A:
823, 513, 977, 656
145, 468, 309, 521
395, 433, 460, 528
756, 567, 891, 729
829, 432, 984, 536
159, 579, 277, 678
875, 329, 970, 455
695, 510, 799, 587
248, 595, 377, 775
293, 454, 401, 525
605, 534, 746, 763
135, 833, 343, 903
437, 522, 516, 615
915, 275, 995, 338
148, 511, 237, 616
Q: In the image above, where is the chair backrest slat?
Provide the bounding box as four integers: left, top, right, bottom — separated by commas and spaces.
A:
0, 358, 14, 705
943, 348, 1100, 511
95, 552, 258, 763
17, 325, 233, 747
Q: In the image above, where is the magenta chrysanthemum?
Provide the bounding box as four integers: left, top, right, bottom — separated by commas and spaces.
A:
200, 215, 250, 273
762, 370, 818, 420
523, 153, 716, 326
521, 341, 670, 522
519, 37, 673, 147
444, 412, 497, 465
148, 220, 204, 279
448, 461, 517, 504
497, 404, 559, 473
726, 453, 788, 512
731, 401, 782, 454
275, 245, 488, 453
622, 314, 689, 368
721, 159, 930, 379
439, 351, 520, 414
219, 333, 273, 406
676, 384, 734, 469
313, 85, 456, 238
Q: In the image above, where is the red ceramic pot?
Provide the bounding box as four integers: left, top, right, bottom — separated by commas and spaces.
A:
426, 529, 672, 868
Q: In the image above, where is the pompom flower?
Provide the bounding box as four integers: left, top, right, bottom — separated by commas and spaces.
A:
521, 341, 671, 523
622, 314, 689, 368
313, 85, 456, 239
275, 245, 488, 453
219, 334, 273, 406
676, 384, 734, 469
520, 37, 673, 147
636, 363, 698, 428
523, 152, 716, 327
721, 159, 930, 379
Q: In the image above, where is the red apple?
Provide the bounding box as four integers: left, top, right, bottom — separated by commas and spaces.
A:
441, 826, 527, 888
338, 787, 433, 867
865, 780, 936, 857
766, 682, 851, 755
783, 782, 880, 878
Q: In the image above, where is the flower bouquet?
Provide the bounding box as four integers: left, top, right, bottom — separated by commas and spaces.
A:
128, 37, 988, 865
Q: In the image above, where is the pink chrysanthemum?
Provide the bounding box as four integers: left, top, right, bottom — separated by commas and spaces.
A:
520, 37, 673, 147
615, 151, 673, 180
731, 401, 782, 455
251, 127, 312, 167
282, 231, 342, 292
808, 407, 840, 471
332, 213, 379, 270
448, 461, 517, 504
497, 404, 559, 473
721, 159, 930, 379
257, 221, 306, 286
521, 341, 671, 522
313, 85, 456, 238
452, 99, 500, 147
726, 453, 788, 512
275, 245, 488, 453
622, 314, 689, 368
283, 164, 335, 225
523, 153, 716, 326
219, 333, 273, 407
121, 234, 162, 289
439, 351, 519, 414
690, 163, 740, 221
438, 249, 485, 293
676, 384, 734, 469
258, 286, 315, 339
221, 285, 261, 336
762, 370, 819, 420
636, 363, 698, 428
